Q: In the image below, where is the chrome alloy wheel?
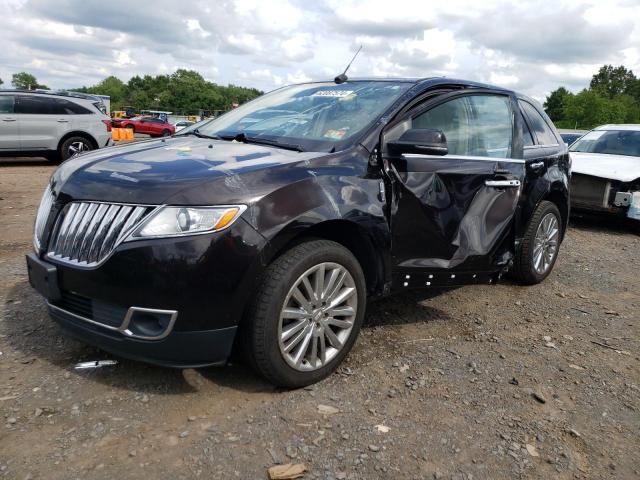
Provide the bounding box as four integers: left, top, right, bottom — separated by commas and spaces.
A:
533, 212, 560, 274
68, 140, 89, 157
278, 262, 358, 372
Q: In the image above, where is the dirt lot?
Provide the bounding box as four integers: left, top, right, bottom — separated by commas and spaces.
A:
1, 159, 639, 480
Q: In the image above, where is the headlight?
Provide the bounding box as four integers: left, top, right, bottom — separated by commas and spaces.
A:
129, 205, 247, 239
34, 185, 55, 251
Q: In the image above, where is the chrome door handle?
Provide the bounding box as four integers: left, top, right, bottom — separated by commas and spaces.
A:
2, 118, 16, 122
485, 179, 521, 188
529, 161, 544, 169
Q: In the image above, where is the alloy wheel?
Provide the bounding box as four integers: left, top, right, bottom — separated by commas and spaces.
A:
533, 212, 559, 274
68, 141, 89, 157
278, 262, 357, 372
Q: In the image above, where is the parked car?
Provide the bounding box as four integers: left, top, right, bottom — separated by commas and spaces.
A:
0, 90, 113, 161
27, 78, 570, 387
559, 131, 585, 146
569, 124, 640, 221
112, 116, 175, 137
173, 120, 194, 132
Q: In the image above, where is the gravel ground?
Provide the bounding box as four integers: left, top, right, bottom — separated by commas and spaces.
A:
1, 160, 639, 480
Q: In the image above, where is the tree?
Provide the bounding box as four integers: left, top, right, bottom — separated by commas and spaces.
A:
11, 72, 48, 90
544, 87, 573, 122
589, 65, 637, 98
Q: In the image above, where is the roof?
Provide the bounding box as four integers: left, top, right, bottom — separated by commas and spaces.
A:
594, 124, 640, 131
0, 89, 104, 103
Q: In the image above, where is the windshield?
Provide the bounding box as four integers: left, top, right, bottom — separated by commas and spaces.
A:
179, 81, 412, 152
570, 129, 640, 157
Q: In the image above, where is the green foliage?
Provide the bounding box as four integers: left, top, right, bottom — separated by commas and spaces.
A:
543, 87, 573, 122
590, 65, 636, 98
74, 69, 262, 114
546, 65, 640, 130
11, 72, 48, 90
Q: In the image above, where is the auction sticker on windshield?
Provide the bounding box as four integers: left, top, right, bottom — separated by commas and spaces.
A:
312, 90, 354, 98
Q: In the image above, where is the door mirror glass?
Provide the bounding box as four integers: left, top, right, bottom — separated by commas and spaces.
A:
387, 128, 448, 156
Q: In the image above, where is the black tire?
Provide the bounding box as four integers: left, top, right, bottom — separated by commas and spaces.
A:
511, 201, 562, 285
161, 129, 171, 137
59, 136, 94, 161
242, 240, 366, 388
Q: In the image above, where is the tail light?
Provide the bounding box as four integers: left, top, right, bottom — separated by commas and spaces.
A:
102, 119, 112, 132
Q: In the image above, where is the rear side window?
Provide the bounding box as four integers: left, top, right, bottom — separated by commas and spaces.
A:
412, 94, 513, 158
0, 95, 14, 114
520, 101, 558, 146
52, 98, 92, 115
16, 95, 55, 114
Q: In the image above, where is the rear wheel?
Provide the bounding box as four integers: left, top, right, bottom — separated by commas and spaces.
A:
161, 129, 171, 137
511, 201, 562, 285
243, 240, 366, 388
59, 136, 94, 161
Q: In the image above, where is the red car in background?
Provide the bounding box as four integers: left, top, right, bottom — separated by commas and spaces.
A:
113, 116, 175, 137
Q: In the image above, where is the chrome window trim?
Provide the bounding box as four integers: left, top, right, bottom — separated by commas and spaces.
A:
48, 302, 178, 340
403, 153, 525, 164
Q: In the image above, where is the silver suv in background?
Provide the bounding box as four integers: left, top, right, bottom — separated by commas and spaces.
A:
0, 90, 113, 161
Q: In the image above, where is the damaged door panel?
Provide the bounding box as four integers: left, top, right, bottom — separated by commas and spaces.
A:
382, 91, 525, 289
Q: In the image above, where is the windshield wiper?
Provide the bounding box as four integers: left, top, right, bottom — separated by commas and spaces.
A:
180, 128, 221, 140
233, 133, 305, 152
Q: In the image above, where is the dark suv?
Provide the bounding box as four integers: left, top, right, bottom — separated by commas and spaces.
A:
27, 78, 570, 387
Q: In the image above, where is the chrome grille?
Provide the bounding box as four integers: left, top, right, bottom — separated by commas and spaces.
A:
34, 185, 55, 250
47, 202, 153, 266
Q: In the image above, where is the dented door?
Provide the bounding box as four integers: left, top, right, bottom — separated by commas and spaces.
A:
384, 92, 525, 288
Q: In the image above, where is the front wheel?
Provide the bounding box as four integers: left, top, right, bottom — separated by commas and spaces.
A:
511, 201, 562, 285
243, 240, 366, 388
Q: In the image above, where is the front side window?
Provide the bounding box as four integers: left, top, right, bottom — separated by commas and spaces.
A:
570, 129, 640, 157
183, 81, 412, 152
412, 94, 513, 158
0, 95, 14, 114
520, 101, 558, 146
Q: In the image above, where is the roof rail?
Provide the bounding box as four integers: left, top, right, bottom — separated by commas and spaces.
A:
0, 89, 105, 103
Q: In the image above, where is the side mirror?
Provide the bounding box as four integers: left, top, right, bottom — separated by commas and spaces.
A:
387, 128, 448, 156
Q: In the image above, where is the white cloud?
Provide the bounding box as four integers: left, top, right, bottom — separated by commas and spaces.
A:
0, 0, 638, 101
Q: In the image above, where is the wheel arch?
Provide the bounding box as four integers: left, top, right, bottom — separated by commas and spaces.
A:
57, 130, 99, 152
261, 218, 390, 298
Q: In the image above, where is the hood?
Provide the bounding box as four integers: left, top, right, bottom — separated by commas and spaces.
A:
52, 136, 325, 205
570, 151, 640, 182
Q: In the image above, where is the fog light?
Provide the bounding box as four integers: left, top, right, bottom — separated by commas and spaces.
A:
121, 307, 178, 340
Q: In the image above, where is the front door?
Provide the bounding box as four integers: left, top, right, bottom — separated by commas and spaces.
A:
0, 95, 19, 150
382, 91, 525, 289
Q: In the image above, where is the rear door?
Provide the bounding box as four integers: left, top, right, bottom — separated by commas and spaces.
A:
382, 91, 526, 289
15, 95, 69, 150
0, 95, 19, 150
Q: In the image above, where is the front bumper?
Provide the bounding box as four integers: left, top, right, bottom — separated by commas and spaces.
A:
28, 218, 267, 366
48, 302, 236, 367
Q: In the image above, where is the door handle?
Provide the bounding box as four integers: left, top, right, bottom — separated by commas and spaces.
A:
2, 118, 16, 122
57, 119, 69, 123
529, 161, 544, 170
485, 179, 521, 188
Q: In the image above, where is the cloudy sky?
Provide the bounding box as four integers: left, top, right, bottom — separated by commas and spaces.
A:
1, 0, 639, 101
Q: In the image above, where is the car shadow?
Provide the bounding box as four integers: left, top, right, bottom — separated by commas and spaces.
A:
2, 280, 454, 396
569, 211, 639, 235
0, 157, 52, 167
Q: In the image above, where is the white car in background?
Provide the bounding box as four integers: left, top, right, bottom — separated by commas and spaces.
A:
569, 124, 640, 221
0, 90, 112, 161
173, 120, 194, 132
